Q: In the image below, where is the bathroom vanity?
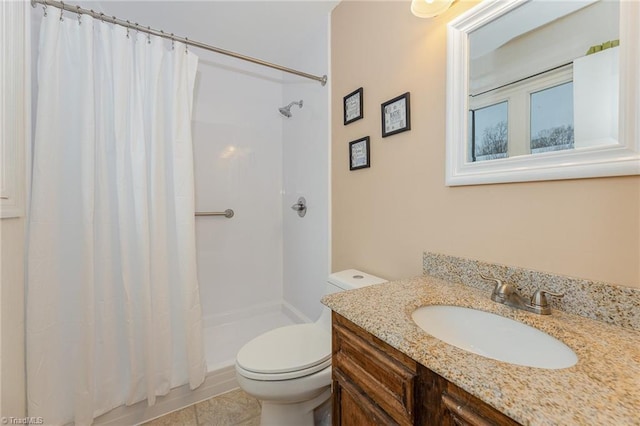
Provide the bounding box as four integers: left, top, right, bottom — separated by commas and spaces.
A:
322, 270, 640, 425
332, 311, 519, 425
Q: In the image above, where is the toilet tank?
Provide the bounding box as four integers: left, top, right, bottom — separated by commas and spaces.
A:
316, 269, 387, 329
325, 269, 387, 295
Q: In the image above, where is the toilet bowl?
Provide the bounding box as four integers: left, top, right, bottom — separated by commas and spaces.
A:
234, 269, 387, 426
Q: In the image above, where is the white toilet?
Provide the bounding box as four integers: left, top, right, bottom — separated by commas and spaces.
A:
235, 269, 387, 426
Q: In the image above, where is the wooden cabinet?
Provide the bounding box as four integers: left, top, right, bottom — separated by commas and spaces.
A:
332, 312, 521, 426
332, 311, 420, 425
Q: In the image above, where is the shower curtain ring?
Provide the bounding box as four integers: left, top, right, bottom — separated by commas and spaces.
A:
171, 33, 175, 50
59, 1, 64, 21
147, 26, 151, 44
76, 5, 81, 24
99, 12, 105, 23
185, 37, 189, 54
42, 4, 47, 17
126, 20, 130, 38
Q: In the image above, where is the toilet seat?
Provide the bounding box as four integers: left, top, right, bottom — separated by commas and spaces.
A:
236, 323, 331, 381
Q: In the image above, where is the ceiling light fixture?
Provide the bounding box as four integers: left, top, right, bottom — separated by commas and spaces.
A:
411, 0, 454, 18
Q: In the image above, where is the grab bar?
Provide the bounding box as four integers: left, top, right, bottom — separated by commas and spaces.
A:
195, 209, 234, 218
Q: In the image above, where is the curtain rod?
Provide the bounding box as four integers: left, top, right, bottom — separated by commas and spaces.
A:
30, 0, 328, 86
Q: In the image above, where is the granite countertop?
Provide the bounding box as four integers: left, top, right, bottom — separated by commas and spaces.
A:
321, 275, 640, 426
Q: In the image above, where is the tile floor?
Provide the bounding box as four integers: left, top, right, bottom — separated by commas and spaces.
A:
143, 389, 261, 426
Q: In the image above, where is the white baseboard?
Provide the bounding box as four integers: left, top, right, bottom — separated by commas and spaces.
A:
93, 366, 238, 426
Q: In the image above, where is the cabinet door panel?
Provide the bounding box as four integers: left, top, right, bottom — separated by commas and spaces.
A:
333, 371, 398, 426
335, 338, 416, 421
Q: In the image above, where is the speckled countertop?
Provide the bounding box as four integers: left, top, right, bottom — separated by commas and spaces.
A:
322, 276, 640, 426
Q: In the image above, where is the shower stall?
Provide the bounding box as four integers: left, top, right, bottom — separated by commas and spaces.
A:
191, 48, 329, 378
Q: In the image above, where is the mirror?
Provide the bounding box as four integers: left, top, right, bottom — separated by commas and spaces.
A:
446, 0, 640, 186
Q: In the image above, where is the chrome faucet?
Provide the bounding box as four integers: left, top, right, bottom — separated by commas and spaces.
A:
480, 274, 564, 315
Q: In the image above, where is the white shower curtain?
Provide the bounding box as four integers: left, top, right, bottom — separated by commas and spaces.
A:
27, 12, 205, 425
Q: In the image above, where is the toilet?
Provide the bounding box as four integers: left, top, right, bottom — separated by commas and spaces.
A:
235, 269, 387, 426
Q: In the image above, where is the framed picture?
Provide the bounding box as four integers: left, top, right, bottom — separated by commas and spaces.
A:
381, 92, 411, 137
344, 87, 364, 125
349, 136, 370, 170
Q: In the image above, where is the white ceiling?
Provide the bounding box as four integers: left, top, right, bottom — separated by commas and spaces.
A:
73, 1, 338, 67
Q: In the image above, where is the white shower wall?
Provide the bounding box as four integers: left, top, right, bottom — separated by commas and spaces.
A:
282, 20, 331, 322
192, 16, 331, 370
192, 55, 285, 327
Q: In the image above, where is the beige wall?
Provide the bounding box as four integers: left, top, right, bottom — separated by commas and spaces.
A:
331, 1, 640, 288
0, 219, 26, 418
1, 0, 28, 417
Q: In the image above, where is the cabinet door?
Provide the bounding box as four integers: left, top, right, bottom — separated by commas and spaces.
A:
333, 370, 397, 426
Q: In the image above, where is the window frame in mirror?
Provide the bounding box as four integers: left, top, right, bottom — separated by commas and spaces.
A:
445, 0, 640, 186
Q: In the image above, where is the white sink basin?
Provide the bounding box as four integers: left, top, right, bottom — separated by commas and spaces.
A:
412, 305, 577, 369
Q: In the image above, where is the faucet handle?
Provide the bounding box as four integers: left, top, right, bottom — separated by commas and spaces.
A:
479, 273, 503, 286
530, 289, 564, 309
480, 274, 511, 298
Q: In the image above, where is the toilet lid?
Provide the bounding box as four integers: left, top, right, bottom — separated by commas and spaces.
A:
236, 324, 331, 375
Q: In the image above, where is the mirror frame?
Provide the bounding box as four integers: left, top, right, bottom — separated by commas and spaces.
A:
445, 0, 640, 186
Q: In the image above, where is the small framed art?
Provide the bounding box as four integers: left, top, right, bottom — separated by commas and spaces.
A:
349, 136, 370, 171
381, 92, 411, 137
344, 87, 364, 125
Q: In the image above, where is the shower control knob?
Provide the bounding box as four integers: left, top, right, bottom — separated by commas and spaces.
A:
291, 197, 307, 217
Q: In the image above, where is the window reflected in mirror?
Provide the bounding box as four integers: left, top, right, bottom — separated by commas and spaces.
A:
469, 101, 508, 162
530, 82, 574, 154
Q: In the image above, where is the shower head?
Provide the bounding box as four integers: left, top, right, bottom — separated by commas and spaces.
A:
279, 100, 303, 118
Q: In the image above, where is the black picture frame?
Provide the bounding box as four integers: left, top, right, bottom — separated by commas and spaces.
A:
349, 136, 370, 171
381, 92, 411, 137
344, 87, 364, 125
